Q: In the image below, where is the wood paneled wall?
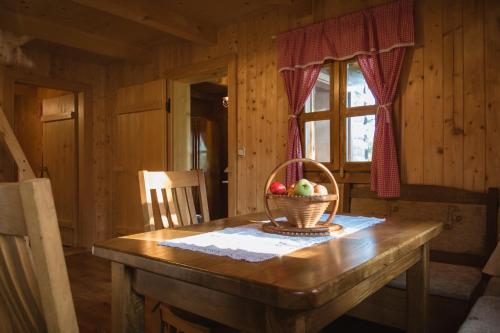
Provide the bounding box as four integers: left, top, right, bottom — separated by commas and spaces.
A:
399, 0, 499, 192
0, 48, 110, 247
315, 0, 499, 192
107, 0, 500, 221
3, 0, 498, 241
107, 6, 309, 217
13, 85, 73, 177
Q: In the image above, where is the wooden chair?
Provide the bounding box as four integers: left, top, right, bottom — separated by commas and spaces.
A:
0, 178, 78, 332
139, 170, 219, 333
138, 170, 210, 231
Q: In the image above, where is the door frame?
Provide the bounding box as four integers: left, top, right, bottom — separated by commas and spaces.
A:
4, 69, 95, 248
164, 54, 238, 217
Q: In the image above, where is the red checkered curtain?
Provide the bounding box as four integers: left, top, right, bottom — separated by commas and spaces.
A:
282, 66, 322, 186
277, 0, 414, 196
357, 49, 405, 197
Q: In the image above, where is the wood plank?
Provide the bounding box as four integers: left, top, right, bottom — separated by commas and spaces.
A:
113, 80, 166, 235
305, 248, 421, 333
350, 184, 487, 204
155, 189, 170, 229
175, 187, 191, 226
401, 48, 424, 184
93, 214, 442, 310
72, 0, 217, 45
0, 8, 149, 61
463, 0, 486, 191
165, 188, 180, 228
185, 187, 198, 224
485, 0, 500, 189
406, 244, 430, 333
134, 269, 266, 332
0, 106, 35, 180
198, 171, 210, 222
20, 179, 79, 332
442, 0, 464, 188
111, 262, 144, 333
422, 0, 444, 185
42, 117, 77, 246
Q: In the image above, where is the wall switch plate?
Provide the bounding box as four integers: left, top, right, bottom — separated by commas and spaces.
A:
238, 148, 245, 157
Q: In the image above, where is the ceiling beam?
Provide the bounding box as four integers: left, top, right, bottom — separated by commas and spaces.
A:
72, 0, 217, 45
0, 9, 149, 61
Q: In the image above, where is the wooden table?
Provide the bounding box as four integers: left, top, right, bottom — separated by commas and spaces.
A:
93, 212, 441, 333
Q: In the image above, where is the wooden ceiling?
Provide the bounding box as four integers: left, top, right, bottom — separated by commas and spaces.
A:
0, 0, 307, 63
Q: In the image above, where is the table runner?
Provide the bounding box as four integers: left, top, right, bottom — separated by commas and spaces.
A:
158, 215, 384, 262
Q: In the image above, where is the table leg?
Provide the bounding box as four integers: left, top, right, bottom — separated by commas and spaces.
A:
406, 243, 429, 333
265, 306, 306, 333
111, 262, 144, 333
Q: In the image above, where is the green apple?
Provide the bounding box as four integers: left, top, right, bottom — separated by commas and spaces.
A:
293, 179, 314, 196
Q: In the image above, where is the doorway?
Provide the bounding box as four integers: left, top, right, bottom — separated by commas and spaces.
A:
167, 54, 237, 218
190, 81, 228, 219
13, 83, 80, 247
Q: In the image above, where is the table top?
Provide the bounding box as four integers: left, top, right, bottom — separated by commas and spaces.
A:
93, 212, 441, 309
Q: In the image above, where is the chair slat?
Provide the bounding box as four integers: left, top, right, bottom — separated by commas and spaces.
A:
138, 171, 155, 232
0, 183, 27, 237
155, 189, 170, 229
0, 179, 77, 333
197, 171, 210, 222
185, 187, 198, 224
138, 170, 210, 229
165, 188, 180, 228
175, 187, 192, 226
0, 236, 46, 332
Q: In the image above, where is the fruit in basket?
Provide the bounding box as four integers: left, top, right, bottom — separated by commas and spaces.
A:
269, 181, 287, 195
314, 184, 328, 195
287, 183, 295, 196
293, 179, 314, 196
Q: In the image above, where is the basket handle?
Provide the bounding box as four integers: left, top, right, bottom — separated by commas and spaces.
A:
264, 158, 339, 227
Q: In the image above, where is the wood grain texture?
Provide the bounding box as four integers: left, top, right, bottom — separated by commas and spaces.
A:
1, 50, 110, 249
406, 243, 430, 333
95, 212, 440, 332
42, 94, 78, 246
94, 212, 441, 310
19, 178, 79, 332
138, 170, 210, 231
113, 79, 167, 235
463, 0, 486, 191
111, 262, 144, 333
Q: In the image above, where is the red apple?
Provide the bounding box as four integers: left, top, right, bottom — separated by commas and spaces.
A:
269, 181, 287, 195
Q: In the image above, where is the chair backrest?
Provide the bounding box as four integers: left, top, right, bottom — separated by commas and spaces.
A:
0, 178, 78, 332
139, 170, 210, 231
346, 184, 499, 267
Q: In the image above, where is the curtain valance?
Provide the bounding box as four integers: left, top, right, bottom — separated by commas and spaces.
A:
277, 0, 414, 72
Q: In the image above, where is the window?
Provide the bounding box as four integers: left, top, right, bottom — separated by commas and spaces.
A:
299, 60, 376, 175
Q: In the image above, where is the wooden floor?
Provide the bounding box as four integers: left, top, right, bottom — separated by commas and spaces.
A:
66, 252, 402, 333
66, 252, 111, 333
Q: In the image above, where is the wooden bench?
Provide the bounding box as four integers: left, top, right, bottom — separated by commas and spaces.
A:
341, 184, 499, 333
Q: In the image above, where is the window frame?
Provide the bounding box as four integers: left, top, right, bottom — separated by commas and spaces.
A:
299, 59, 377, 178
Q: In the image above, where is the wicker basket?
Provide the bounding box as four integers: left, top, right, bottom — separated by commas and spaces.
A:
264, 158, 339, 228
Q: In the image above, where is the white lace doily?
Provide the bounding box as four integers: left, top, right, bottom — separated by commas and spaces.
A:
158, 215, 384, 262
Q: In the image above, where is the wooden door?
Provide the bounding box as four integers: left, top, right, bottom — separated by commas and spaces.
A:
41, 94, 77, 246
169, 80, 191, 171
113, 79, 167, 235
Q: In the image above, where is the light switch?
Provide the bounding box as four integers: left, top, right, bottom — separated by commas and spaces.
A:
238, 148, 245, 157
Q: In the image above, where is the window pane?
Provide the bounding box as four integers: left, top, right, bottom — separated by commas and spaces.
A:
346, 115, 375, 162
304, 120, 330, 162
305, 67, 330, 113
346, 61, 375, 107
